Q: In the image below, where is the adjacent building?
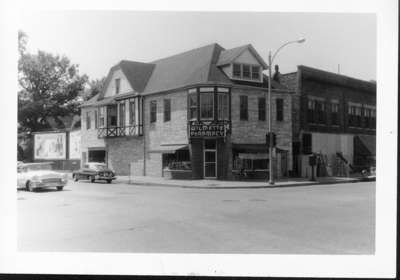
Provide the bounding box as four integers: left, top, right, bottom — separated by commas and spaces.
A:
80, 43, 376, 179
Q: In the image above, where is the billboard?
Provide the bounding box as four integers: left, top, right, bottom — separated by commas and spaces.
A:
69, 130, 81, 159
34, 132, 66, 160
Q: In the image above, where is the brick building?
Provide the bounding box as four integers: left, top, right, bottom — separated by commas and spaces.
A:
80, 43, 376, 179
280, 65, 376, 177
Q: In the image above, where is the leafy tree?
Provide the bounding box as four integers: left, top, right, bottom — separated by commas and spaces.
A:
18, 31, 88, 132
82, 77, 106, 101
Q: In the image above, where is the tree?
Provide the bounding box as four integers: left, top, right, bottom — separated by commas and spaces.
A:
82, 77, 106, 101
18, 31, 88, 132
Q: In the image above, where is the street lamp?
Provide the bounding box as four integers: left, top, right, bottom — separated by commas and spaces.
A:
267, 38, 305, 185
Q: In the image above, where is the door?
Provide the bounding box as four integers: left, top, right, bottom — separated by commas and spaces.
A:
204, 139, 217, 178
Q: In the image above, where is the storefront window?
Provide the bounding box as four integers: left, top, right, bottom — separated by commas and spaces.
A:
200, 92, 214, 119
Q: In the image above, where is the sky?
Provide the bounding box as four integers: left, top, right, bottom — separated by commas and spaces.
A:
19, 11, 376, 82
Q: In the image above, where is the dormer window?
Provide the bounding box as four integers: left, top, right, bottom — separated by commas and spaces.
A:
231, 63, 261, 82
115, 78, 121, 94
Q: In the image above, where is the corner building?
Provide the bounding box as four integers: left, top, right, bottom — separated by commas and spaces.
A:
80, 43, 375, 179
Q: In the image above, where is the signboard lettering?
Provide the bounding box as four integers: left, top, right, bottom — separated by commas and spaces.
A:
189, 121, 229, 138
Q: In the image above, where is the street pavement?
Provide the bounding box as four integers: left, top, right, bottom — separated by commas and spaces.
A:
17, 180, 375, 254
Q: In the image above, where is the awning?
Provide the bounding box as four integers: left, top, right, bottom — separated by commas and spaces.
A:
354, 135, 376, 156
232, 143, 287, 153
148, 144, 189, 153
238, 153, 268, 160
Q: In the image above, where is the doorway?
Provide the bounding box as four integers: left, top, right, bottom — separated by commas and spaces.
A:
204, 139, 217, 178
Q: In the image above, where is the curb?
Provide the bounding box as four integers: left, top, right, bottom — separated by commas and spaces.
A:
115, 178, 364, 189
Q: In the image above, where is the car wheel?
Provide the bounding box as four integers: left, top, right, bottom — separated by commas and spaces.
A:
106, 179, 112, 184
26, 181, 35, 192
56, 186, 64, 191
73, 174, 79, 182
90, 176, 95, 183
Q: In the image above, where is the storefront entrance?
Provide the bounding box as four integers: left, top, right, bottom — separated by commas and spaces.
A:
204, 139, 217, 178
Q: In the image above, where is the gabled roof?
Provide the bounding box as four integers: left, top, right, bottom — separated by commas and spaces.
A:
142, 43, 232, 94
216, 44, 268, 69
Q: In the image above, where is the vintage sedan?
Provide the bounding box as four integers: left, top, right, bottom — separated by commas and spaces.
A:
72, 162, 116, 183
17, 162, 68, 192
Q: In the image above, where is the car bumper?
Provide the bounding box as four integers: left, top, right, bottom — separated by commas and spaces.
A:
32, 181, 68, 188
95, 175, 116, 181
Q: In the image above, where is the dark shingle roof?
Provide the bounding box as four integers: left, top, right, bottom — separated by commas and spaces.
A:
142, 43, 232, 94
120, 60, 155, 93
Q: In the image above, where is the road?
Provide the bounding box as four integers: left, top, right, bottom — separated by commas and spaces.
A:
18, 180, 375, 254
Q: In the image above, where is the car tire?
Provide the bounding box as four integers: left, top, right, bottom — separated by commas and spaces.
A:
90, 176, 95, 183
106, 179, 112, 184
26, 181, 35, 192
73, 174, 79, 182
56, 186, 64, 191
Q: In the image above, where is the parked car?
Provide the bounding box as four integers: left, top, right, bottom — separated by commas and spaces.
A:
17, 162, 68, 192
73, 162, 116, 183
361, 166, 376, 181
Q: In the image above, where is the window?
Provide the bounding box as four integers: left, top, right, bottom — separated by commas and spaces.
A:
302, 133, 312, 154
99, 107, 105, 127
242, 65, 251, 79
86, 111, 91, 130
200, 92, 214, 119
94, 110, 98, 129
233, 64, 241, 77
240, 96, 248, 120
218, 92, 229, 120
331, 102, 339, 125
188, 93, 198, 120
316, 101, 326, 124
129, 99, 136, 125
119, 103, 125, 127
348, 104, 362, 127
307, 99, 316, 123
150, 100, 157, 123
258, 97, 266, 121
232, 63, 261, 81
276, 98, 284, 121
115, 78, 121, 94
107, 105, 117, 127
252, 66, 260, 80
164, 99, 171, 122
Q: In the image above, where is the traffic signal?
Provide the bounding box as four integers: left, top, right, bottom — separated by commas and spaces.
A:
266, 132, 277, 147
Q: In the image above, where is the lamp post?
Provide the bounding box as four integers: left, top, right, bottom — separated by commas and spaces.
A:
267, 38, 305, 185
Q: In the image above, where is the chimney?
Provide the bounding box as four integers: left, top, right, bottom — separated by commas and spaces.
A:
273, 64, 281, 83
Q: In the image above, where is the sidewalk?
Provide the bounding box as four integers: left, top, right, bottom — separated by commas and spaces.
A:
114, 175, 363, 189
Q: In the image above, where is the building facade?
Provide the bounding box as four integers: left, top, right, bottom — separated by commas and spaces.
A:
81, 43, 376, 179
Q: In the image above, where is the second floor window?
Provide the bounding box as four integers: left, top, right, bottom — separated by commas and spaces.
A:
240, 95, 248, 120
348, 104, 362, 127
331, 102, 339, 125
129, 100, 136, 125
307, 98, 325, 124
233, 64, 241, 78
164, 99, 171, 122
200, 92, 214, 119
115, 78, 121, 94
99, 107, 105, 127
86, 111, 91, 130
119, 103, 125, 127
316, 101, 326, 124
107, 105, 118, 127
242, 65, 251, 79
150, 100, 157, 123
276, 98, 284, 121
218, 93, 229, 120
94, 110, 98, 129
188, 93, 198, 120
307, 99, 316, 123
258, 97, 266, 121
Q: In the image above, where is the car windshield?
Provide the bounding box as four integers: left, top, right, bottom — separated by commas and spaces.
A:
94, 164, 108, 171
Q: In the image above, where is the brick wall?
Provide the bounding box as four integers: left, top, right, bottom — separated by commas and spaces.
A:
143, 90, 189, 176
230, 87, 294, 170
80, 107, 105, 165
106, 136, 144, 176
